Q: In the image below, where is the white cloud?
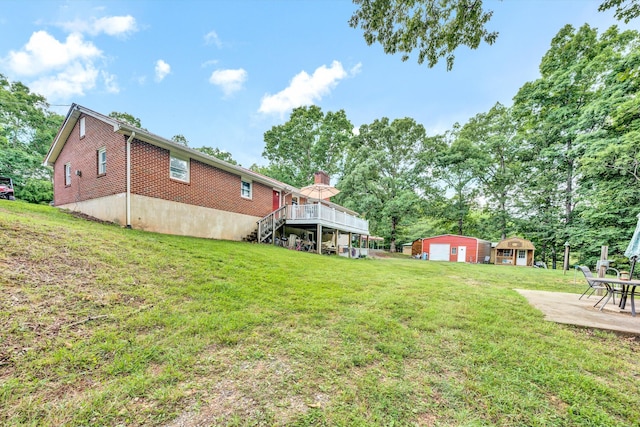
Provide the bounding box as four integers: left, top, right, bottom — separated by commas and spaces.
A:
201, 59, 219, 68
204, 30, 222, 48
154, 59, 171, 82
349, 62, 363, 76
59, 15, 138, 37
1, 30, 105, 100
102, 71, 119, 93
209, 68, 247, 97
30, 62, 99, 99
5, 31, 101, 76
259, 60, 358, 115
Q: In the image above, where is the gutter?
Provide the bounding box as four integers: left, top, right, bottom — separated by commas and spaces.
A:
126, 132, 136, 228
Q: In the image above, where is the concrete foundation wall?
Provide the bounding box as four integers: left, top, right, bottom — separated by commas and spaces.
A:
130, 194, 258, 240
60, 193, 259, 241
59, 193, 127, 225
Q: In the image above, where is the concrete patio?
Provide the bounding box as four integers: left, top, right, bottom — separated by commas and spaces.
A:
516, 289, 640, 335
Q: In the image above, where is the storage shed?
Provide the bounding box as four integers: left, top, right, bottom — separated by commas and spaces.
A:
494, 237, 535, 266
421, 234, 491, 263
402, 239, 423, 256
402, 243, 413, 255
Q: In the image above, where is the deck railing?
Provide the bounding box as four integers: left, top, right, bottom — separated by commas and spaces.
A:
287, 204, 369, 234
257, 204, 369, 243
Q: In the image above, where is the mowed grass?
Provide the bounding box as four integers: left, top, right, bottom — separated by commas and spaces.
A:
1, 201, 639, 426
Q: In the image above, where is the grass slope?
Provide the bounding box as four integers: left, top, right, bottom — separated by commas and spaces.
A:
1, 201, 638, 426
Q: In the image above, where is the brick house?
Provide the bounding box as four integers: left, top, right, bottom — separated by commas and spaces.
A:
44, 104, 369, 251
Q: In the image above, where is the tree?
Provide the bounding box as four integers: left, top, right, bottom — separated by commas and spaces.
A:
459, 103, 521, 239
338, 117, 428, 251
350, 0, 635, 70
430, 127, 479, 236
108, 111, 143, 129
350, 0, 497, 70
599, 0, 640, 23
0, 74, 63, 202
171, 134, 189, 147
570, 32, 640, 267
262, 106, 353, 187
195, 146, 238, 165
513, 24, 638, 267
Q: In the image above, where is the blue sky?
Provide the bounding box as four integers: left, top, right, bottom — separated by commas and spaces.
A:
1, 1, 638, 168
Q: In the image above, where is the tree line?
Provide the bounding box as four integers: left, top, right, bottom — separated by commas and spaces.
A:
256, 23, 640, 269
2, 23, 639, 269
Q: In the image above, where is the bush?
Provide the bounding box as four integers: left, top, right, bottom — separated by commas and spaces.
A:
17, 178, 53, 204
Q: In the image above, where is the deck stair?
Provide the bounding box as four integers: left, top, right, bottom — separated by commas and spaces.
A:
256, 206, 287, 243
242, 229, 259, 243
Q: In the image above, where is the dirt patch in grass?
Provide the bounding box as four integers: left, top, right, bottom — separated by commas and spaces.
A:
165, 345, 330, 426
63, 209, 119, 226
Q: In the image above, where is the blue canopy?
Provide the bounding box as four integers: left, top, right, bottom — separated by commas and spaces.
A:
625, 212, 640, 260
625, 212, 640, 278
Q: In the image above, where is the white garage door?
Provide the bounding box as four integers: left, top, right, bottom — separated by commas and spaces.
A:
429, 243, 450, 261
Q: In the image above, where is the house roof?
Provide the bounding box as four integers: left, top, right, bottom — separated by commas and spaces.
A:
495, 237, 535, 250
421, 234, 491, 243
43, 104, 360, 216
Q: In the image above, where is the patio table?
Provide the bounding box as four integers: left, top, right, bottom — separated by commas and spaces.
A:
590, 277, 640, 317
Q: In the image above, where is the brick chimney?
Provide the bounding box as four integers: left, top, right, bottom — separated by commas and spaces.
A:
314, 171, 330, 185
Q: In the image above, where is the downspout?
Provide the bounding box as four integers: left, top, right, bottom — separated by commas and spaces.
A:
126, 132, 136, 228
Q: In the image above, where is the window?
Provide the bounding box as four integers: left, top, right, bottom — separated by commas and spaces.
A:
451, 247, 457, 255
64, 163, 71, 186
79, 117, 86, 138
97, 147, 106, 175
170, 154, 189, 182
241, 179, 252, 199
291, 196, 298, 205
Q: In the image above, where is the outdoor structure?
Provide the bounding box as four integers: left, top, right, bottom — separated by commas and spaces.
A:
411, 239, 422, 256
44, 104, 369, 253
401, 239, 422, 256
494, 237, 535, 266
420, 234, 491, 263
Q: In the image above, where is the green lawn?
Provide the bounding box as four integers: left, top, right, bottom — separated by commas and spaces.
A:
1, 201, 638, 426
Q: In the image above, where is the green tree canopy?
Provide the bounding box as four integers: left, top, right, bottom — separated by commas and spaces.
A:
459, 103, 521, 240
338, 117, 428, 251
196, 146, 238, 165
0, 74, 63, 203
171, 134, 189, 147
109, 111, 143, 129
350, 0, 497, 70
350, 0, 636, 70
262, 105, 353, 187
430, 127, 479, 236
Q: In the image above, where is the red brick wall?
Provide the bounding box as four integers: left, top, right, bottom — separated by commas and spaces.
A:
54, 114, 127, 206
54, 115, 275, 218
130, 140, 273, 217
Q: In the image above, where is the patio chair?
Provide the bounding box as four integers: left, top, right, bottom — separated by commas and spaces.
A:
596, 259, 620, 278
577, 265, 619, 308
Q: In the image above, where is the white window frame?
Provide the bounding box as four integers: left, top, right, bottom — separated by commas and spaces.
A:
79, 117, 86, 138
98, 147, 106, 175
170, 153, 189, 182
241, 179, 252, 199
64, 163, 71, 186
